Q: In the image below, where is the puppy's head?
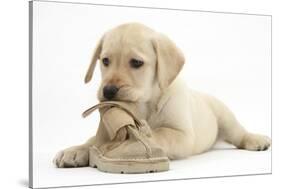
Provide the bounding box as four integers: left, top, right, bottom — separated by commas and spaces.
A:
85, 23, 185, 102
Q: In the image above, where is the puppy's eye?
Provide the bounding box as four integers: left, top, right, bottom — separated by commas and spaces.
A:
130, 59, 144, 68
102, 58, 110, 67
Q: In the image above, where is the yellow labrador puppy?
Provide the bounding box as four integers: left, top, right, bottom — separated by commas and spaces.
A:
54, 23, 270, 168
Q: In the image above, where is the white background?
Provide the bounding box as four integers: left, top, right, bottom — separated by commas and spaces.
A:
0, 0, 281, 189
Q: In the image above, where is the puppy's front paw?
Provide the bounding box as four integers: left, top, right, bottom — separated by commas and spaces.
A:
53, 146, 89, 168
240, 133, 271, 151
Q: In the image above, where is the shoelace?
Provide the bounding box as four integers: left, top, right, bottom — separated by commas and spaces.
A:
82, 101, 152, 157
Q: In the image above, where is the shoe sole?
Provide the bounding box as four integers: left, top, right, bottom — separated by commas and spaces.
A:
89, 146, 169, 174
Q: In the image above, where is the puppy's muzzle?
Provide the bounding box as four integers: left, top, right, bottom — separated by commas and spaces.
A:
103, 85, 119, 100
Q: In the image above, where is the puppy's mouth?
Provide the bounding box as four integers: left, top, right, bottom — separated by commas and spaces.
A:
100, 85, 138, 102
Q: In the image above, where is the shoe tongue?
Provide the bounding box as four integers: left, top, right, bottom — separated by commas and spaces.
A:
82, 101, 143, 139
102, 107, 136, 140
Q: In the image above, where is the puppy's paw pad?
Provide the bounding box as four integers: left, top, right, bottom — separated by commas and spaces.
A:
53, 147, 89, 168
240, 133, 271, 151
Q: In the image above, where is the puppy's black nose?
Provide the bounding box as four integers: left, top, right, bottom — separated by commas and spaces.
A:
103, 85, 119, 100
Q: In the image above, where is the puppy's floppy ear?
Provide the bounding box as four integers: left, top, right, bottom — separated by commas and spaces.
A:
152, 33, 185, 89
84, 37, 103, 84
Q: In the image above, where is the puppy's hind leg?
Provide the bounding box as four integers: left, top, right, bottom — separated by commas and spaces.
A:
205, 95, 271, 151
